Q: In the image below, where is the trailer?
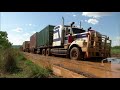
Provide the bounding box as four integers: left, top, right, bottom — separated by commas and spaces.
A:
30, 32, 39, 53
36, 25, 55, 54
22, 41, 30, 52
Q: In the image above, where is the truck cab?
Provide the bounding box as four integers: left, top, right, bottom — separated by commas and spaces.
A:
52, 24, 86, 46
52, 22, 111, 60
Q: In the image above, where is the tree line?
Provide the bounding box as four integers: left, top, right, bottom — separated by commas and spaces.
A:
0, 31, 12, 49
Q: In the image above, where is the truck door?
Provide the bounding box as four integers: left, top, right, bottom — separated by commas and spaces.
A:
64, 27, 72, 45
64, 28, 69, 45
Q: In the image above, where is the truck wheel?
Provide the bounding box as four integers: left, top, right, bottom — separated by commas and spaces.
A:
46, 48, 51, 56
42, 49, 46, 56
70, 47, 82, 60
33, 49, 36, 54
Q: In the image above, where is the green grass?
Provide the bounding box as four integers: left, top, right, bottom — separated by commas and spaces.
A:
0, 48, 54, 78
111, 48, 120, 54
111, 46, 120, 54
25, 60, 52, 78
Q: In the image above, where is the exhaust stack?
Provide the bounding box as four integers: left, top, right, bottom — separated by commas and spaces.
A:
61, 17, 65, 46
62, 17, 64, 28
71, 22, 75, 27
80, 21, 81, 29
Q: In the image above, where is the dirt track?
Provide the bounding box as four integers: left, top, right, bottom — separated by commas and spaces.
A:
23, 52, 120, 78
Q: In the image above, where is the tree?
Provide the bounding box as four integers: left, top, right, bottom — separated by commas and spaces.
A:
0, 31, 12, 49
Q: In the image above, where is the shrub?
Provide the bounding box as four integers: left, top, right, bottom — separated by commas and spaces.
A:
0, 48, 18, 73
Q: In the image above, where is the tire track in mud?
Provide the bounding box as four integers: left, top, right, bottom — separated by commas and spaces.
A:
23, 52, 120, 78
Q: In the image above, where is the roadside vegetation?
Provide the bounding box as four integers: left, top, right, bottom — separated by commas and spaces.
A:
0, 31, 54, 78
111, 46, 120, 54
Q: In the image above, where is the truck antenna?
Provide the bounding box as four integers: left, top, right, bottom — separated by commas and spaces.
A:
80, 21, 81, 29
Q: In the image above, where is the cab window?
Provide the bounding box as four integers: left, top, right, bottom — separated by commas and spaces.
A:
66, 28, 70, 35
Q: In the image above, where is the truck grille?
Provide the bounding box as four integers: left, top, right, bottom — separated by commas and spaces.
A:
88, 31, 111, 57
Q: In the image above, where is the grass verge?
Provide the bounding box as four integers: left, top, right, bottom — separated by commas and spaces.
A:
111, 46, 120, 54
0, 48, 54, 78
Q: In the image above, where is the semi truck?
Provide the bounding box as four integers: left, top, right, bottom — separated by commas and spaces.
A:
29, 17, 111, 60
22, 41, 30, 52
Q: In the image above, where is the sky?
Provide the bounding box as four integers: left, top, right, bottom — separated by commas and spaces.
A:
0, 12, 120, 46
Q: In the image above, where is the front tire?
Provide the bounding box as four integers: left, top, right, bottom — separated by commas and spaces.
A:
70, 47, 82, 60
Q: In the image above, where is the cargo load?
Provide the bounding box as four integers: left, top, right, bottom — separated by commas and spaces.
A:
38, 25, 55, 47
30, 32, 39, 53
22, 41, 30, 52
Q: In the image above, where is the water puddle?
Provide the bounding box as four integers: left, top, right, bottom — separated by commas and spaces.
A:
101, 57, 120, 77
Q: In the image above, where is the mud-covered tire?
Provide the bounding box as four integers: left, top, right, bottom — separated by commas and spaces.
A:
70, 47, 82, 60
46, 48, 51, 56
33, 49, 37, 54
42, 49, 46, 56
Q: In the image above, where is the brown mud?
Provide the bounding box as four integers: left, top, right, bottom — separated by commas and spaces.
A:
23, 52, 120, 78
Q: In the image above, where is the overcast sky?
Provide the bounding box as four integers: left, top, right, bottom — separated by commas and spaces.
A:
0, 12, 120, 46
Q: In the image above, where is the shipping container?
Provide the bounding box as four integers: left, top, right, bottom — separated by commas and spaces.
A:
22, 41, 30, 52
30, 32, 39, 51
38, 25, 55, 47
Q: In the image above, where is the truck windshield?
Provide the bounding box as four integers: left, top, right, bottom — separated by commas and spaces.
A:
72, 28, 86, 34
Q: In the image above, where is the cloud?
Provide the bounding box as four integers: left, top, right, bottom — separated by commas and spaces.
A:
73, 14, 76, 17
112, 36, 120, 46
8, 34, 24, 45
25, 24, 32, 26
86, 18, 99, 25
85, 20, 87, 22
29, 24, 32, 26
8, 32, 30, 45
82, 12, 111, 25
12, 27, 23, 32
82, 12, 111, 18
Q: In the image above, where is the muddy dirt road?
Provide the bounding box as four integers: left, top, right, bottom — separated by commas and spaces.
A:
23, 52, 120, 78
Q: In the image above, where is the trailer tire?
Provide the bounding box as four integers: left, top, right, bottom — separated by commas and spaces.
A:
46, 48, 51, 56
33, 48, 37, 54
42, 49, 46, 56
70, 47, 82, 60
